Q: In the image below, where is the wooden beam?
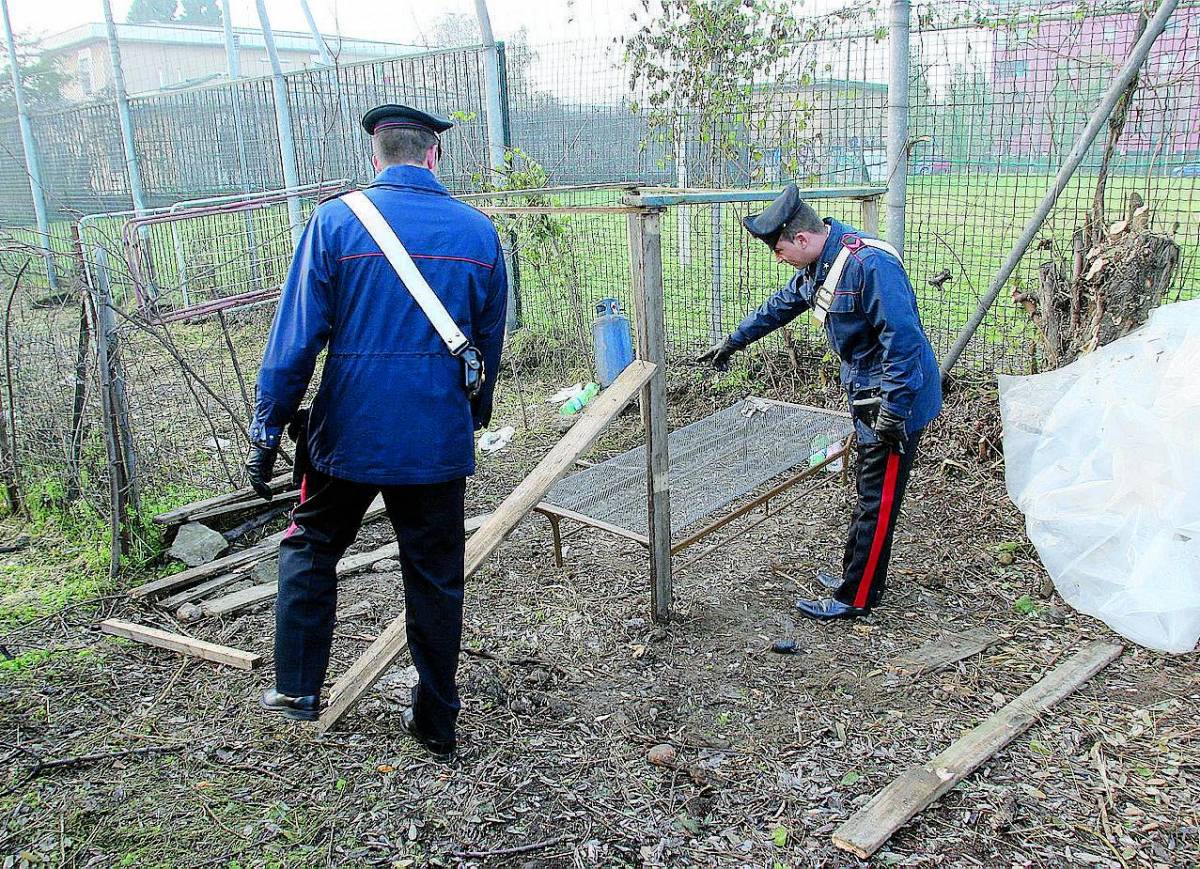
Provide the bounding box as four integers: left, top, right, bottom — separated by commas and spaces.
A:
187, 490, 300, 525
832, 641, 1123, 860
315, 360, 656, 733
202, 581, 279, 617
629, 210, 673, 623
99, 618, 261, 670
130, 497, 386, 600
891, 628, 998, 676
152, 473, 292, 526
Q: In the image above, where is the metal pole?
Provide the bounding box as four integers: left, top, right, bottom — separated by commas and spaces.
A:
473, 0, 507, 175
221, 0, 263, 286
0, 0, 58, 290
885, 0, 910, 253
710, 203, 723, 343
297, 0, 333, 66
940, 0, 1180, 377
100, 0, 148, 216
254, 0, 304, 248
676, 122, 692, 268
629, 209, 673, 623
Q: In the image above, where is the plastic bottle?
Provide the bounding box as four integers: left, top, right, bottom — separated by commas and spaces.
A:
591, 297, 634, 387
560, 382, 600, 415
808, 434, 829, 468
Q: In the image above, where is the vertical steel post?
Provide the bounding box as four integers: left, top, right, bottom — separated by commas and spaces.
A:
100, 0, 148, 216
629, 209, 673, 623
885, 0, 910, 254
0, 0, 58, 290
221, 0, 263, 286
297, 0, 333, 65
709, 203, 724, 343
473, 0, 507, 176
254, 0, 304, 247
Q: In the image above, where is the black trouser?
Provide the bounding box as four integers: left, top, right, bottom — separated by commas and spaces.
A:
274, 469, 466, 744
834, 430, 923, 610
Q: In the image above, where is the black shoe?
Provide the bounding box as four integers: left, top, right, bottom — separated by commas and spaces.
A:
259, 687, 321, 721
795, 597, 869, 620
815, 571, 842, 591
399, 708, 456, 760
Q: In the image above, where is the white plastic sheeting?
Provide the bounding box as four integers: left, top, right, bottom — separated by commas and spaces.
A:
999, 299, 1200, 654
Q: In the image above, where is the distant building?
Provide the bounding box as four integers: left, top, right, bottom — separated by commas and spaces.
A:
991, 5, 1200, 158
42, 22, 424, 100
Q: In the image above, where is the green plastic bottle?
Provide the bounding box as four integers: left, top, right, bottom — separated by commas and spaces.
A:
560, 382, 600, 415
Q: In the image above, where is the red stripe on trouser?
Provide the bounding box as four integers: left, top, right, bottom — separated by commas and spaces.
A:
854, 451, 901, 608
284, 473, 308, 539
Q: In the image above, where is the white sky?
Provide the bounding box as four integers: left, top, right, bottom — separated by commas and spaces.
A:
5, 0, 646, 47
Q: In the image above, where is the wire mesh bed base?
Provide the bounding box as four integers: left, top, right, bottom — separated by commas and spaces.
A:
535, 398, 856, 569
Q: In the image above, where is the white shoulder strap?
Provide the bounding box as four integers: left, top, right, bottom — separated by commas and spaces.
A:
821, 237, 901, 295
341, 190, 469, 355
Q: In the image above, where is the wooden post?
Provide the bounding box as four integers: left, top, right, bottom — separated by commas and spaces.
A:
860, 196, 881, 235
629, 209, 673, 623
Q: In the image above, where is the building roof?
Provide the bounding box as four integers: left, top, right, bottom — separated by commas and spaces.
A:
43, 21, 426, 58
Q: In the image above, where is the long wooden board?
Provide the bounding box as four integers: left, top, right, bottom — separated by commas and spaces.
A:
99, 618, 261, 670
832, 640, 1123, 859
187, 490, 300, 525
131, 497, 387, 600
153, 473, 292, 526
316, 360, 656, 733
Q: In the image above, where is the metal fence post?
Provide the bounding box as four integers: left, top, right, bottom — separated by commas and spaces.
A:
885, 0, 910, 254
298, 0, 333, 65
86, 246, 128, 577
92, 246, 138, 519
0, 0, 59, 291
100, 0, 148, 216
495, 38, 522, 333
254, 0, 304, 248
474, 0, 507, 176
220, 0, 263, 286
629, 208, 673, 623
709, 203, 724, 343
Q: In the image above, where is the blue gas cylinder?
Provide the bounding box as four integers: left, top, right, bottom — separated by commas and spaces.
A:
592, 297, 634, 387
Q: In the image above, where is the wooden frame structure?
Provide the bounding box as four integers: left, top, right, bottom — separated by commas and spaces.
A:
534, 404, 854, 576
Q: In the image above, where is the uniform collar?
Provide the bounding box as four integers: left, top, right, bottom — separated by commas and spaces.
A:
368, 164, 449, 195
811, 218, 850, 285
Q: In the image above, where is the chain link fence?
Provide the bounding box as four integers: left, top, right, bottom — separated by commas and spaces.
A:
0, 1, 1197, 570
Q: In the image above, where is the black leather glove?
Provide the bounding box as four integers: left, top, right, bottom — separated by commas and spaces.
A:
245, 443, 278, 501
873, 407, 907, 452
696, 337, 738, 372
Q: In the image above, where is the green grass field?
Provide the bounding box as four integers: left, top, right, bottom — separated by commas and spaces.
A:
4, 172, 1197, 375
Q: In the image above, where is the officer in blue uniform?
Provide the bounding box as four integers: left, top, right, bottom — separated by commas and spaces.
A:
245, 104, 508, 756
699, 185, 941, 620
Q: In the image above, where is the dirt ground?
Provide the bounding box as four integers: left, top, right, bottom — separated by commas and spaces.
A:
1, 364, 1198, 868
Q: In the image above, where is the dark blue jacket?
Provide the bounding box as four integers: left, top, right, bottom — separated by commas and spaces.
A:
250, 165, 508, 485
729, 218, 941, 442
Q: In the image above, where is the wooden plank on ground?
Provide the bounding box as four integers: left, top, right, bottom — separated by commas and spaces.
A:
99, 618, 261, 670
131, 497, 387, 600
198, 513, 492, 617
316, 360, 656, 734
202, 581, 279, 617
153, 473, 292, 525
832, 640, 1123, 860
187, 490, 300, 525
891, 628, 999, 676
